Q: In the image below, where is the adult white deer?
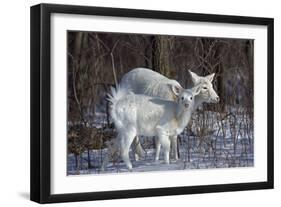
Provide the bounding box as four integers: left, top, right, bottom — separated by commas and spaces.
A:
119, 68, 219, 161
107, 86, 200, 170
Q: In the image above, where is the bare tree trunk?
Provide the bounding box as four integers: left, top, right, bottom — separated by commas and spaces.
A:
106, 99, 110, 127
74, 32, 83, 66
144, 36, 153, 68
75, 154, 80, 174
73, 32, 84, 118
245, 40, 254, 109
217, 64, 225, 111
75, 154, 78, 169
87, 148, 91, 169
152, 36, 171, 77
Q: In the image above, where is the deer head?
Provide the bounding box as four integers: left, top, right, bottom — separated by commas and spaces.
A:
189, 70, 219, 103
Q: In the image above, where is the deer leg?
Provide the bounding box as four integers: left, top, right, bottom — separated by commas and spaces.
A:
119, 130, 136, 171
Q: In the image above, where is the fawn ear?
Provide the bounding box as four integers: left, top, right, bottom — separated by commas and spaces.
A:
189, 70, 200, 84
169, 83, 182, 97
206, 73, 215, 82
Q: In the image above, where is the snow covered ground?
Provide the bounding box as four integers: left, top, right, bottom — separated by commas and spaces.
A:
67, 131, 253, 175
67, 107, 254, 175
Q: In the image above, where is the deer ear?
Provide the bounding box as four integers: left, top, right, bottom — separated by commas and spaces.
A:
169, 84, 182, 97
192, 85, 201, 96
206, 73, 215, 82
189, 70, 200, 84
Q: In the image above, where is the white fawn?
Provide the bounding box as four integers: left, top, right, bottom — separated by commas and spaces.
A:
107, 85, 200, 170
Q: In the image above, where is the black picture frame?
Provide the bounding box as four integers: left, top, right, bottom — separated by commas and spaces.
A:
30, 3, 274, 204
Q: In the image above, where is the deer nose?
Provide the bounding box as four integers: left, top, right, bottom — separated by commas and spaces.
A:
215, 96, 220, 102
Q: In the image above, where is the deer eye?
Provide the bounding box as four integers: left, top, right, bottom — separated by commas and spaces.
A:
190, 97, 193, 100
181, 97, 184, 100
203, 87, 208, 90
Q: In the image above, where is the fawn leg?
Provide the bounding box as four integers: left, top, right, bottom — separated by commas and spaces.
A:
170, 135, 178, 160
158, 134, 170, 164
155, 136, 161, 161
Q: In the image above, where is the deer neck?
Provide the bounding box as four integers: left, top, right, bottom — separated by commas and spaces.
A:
176, 106, 193, 134
194, 95, 204, 110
